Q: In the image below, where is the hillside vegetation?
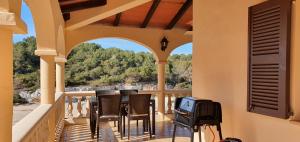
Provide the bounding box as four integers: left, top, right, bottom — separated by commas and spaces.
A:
13, 37, 192, 102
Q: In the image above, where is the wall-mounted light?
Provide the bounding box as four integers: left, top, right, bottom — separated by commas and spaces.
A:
160, 36, 169, 52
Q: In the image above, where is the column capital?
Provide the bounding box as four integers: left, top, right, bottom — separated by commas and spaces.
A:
0, 11, 27, 34
35, 49, 57, 56
55, 56, 67, 63
156, 60, 167, 65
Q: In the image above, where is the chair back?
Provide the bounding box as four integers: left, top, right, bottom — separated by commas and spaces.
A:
96, 90, 116, 97
120, 89, 138, 101
97, 94, 121, 116
128, 94, 151, 115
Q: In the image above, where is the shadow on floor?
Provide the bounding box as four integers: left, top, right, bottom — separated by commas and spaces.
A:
61, 118, 191, 142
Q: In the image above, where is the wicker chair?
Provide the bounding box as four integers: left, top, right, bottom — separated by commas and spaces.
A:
127, 94, 152, 140
119, 89, 138, 135
95, 90, 123, 139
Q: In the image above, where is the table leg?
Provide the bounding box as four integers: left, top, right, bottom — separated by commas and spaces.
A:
152, 100, 155, 135
90, 103, 96, 138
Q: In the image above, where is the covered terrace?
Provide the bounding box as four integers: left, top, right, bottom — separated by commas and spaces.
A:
1, 0, 300, 142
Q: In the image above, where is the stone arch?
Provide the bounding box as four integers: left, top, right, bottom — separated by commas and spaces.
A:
65, 25, 192, 62
56, 25, 65, 57
166, 42, 193, 59
24, 0, 64, 53
66, 37, 160, 62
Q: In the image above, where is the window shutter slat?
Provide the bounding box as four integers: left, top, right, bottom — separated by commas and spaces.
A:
248, 0, 291, 119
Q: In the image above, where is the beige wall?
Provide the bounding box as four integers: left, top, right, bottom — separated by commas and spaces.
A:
290, 0, 300, 120
0, 1, 26, 141
193, 0, 300, 142
0, 29, 13, 142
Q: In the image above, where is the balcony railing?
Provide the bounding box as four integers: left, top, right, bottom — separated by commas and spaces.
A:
12, 92, 65, 142
165, 89, 192, 113
12, 89, 191, 142
64, 90, 192, 118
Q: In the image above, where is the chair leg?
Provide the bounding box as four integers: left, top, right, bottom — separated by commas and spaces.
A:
191, 128, 194, 142
128, 117, 130, 140
117, 120, 120, 132
120, 117, 123, 140
144, 119, 148, 132
123, 116, 126, 136
136, 120, 139, 134
172, 125, 177, 142
217, 124, 223, 140
198, 127, 202, 142
143, 120, 145, 133
91, 117, 95, 139
148, 117, 152, 139
97, 118, 100, 139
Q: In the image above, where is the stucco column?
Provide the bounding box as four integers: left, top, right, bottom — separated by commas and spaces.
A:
55, 57, 66, 92
0, 1, 27, 141
0, 29, 13, 142
39, 54, 56, 141
157, 61, 167, 115
40, 55, 56, 104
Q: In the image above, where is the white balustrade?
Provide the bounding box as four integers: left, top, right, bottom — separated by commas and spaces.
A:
64, 89, 192, 118
13, 92, 65, 142
165, 90, 192, 114
65, 91, 95, 119
12, 90, 191, 142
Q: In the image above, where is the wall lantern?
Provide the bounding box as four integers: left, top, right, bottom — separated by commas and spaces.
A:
161, 36, 169, 51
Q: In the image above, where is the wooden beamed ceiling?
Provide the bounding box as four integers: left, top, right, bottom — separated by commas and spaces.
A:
59, 0, 192, 30
59, 0, 107, 20
59, 0, 107, 13
110, 0, 192, 30
141, 0, 161, 28
113, 13, 122, 26
166, 0, 192, 29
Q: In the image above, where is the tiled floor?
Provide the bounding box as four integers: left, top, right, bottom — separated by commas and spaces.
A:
60, 115, 192, 142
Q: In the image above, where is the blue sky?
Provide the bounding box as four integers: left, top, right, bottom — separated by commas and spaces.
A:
13, 1, 192, 55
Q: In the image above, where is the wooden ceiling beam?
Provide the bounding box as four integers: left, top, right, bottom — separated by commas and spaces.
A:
113, 13, 122, 26
66, 0, 151, 31
166, 0, 192, 30
63, 13, 71, 21
60, 0, 107, 13
140, 0, 161, 28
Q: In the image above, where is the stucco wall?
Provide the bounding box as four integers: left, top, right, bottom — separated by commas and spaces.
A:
0, 29, 13, 142
193, 0, 300, 142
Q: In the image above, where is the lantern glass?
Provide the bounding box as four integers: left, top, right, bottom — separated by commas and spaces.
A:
161, 37, 169, 51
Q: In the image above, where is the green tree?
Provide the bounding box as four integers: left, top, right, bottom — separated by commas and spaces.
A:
13, 37, 40, 92
13, 37, 192, 97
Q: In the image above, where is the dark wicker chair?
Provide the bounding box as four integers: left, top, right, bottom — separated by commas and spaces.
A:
96, 90, 116, 96
95, 90, 123, 139
120, 89, 138, 101
127, 94, 152, 140
119, 89, 138, 134
96, 90, 119, 126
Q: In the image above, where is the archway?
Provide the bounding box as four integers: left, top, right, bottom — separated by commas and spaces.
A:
166, 42, 192, 89
12, 2, 41, 100
12, 2, 41, 124
65, 38, 159, 91
164, 42, 192, 113
67, 37, 159, 62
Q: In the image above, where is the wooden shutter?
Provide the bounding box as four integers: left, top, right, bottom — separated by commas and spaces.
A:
248, 0, 292, 118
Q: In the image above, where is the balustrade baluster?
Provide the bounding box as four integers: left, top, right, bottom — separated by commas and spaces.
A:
86, 96, 91, 117
167, 93, 172, 114
67, 96, 73, 118
77, 97, 83, 117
